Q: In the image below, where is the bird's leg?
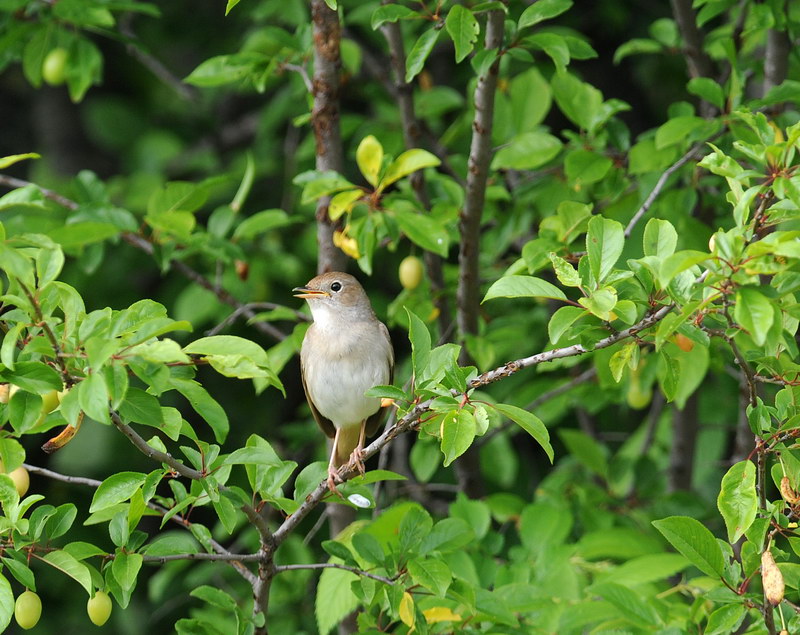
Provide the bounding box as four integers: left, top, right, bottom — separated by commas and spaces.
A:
327, 428, 344, 495
347, 420, 367, 476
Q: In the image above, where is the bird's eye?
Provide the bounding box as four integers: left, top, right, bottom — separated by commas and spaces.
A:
330, 281, 342, 292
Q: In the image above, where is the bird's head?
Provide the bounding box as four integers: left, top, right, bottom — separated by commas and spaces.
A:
293, 272, 373, 324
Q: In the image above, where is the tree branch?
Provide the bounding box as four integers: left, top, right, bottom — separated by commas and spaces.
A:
311, 0, 347, 275
206, 301, 309, 337
273, 302, 677, 545
381, 13, 452, 336
623, 138, 714, 238
763, 12, 790, 97
457, 6, 505, 347
274, 562, 396, 585
24, 463, 258, 584
670, 0, 713, 79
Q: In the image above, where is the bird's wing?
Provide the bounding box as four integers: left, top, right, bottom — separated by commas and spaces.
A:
365, 322, 394, 437
300, 354, 336, 439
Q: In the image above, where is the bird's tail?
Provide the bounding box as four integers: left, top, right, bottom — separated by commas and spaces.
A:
333, 424, 363, 468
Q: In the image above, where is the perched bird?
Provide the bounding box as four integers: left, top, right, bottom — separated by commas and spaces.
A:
293, 272, 394, 491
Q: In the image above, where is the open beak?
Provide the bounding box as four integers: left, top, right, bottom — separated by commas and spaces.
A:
292, 286, 329, 299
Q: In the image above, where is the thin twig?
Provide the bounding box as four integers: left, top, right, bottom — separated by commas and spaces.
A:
24, 463, 258, 584
0, 174, 287, 342
274, 562, 396, 585
206, 301, 309, 336
281, 63, 314, 93
119, 14, 199, 102
624, 137, 718, 238
477, 367, 597, 448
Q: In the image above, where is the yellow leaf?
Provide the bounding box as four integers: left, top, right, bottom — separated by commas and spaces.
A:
0, 153, 40, 170
356, 135, 383, 187
423, 606, 462, 623
399, 592, 415, 629
332, 230, 360, 259
329, 189, 363, 221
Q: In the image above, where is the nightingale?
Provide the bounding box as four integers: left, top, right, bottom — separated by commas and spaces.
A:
293, 272, 394, 491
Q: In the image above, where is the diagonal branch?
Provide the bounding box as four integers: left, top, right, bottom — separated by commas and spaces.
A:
623, 136, 718, 238
273, 302, 676, 545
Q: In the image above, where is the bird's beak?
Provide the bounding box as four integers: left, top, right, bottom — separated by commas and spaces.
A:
292, 286, 329, 299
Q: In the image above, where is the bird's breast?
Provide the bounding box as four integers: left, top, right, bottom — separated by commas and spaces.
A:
302, 324, 391, 429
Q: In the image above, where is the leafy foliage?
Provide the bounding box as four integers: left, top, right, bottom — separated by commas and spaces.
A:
0, 0, 799, 633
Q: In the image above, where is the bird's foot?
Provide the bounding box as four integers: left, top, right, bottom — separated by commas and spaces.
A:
327, 468, 344, 498
347, 447, 366, 477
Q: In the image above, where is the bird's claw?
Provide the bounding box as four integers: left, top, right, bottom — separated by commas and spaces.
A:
327, 469, 344, 498
347, 447, 366, 476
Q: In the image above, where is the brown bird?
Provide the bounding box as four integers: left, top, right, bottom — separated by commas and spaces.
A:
293, 272, 394, 492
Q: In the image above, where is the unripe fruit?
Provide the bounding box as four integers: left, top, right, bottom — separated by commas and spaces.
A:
14, 591, 41, 630
626, 373, 652, 410
40, 389, 62, 415
87, 590, 112, 626
0, 384, 19, 404
708, 234, 716, 252
10, 467, 29, 497
399, 256, 424, 290
42, 48, 69, 86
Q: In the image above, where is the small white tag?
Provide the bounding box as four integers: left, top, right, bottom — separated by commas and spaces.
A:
347, 494, 371, 508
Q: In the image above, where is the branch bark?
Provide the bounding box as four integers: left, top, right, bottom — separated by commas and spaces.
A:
311, 0, 347, 275
457, 7, 505, 347
763, 16, 790, 96
670, 0, 713, 79
381, 14, 452, 336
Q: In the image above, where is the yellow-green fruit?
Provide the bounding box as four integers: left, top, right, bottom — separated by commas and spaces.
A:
40, 389, 62, 414
399, 256, 424, 290
0, 384, 19, 404
10, 467, 29, 497
87, 590, 112, 626
42, 47, 68, 85
14, 591, 41, 630
626, 379, 652, 410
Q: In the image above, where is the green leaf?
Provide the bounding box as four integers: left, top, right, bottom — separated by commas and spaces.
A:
717, 460, 757, 543
364, 385, 406, 401
655, 116, 707, 149
687, 77, 725, 110
705, 603, 747, 635
592, 582, 662, 627
371, 4, 417, 30
1, 361, 63, 394
578, 286, 617, 320
170, 378, 230, 443
232, 209, 292, 240
112, 550, 143, 595
119, 388, 163, 427
43, 550, 93, 594
406, 28, 440, 83
493, 403, 553, 462
394, 207, 449, 257
0, 574, 13, 632
223, 446, 281, 466
90, 472, 147, 513
406, 308, 432, 385
525, 32, 570, 73
78, 372, 110, 424
1, 557, 35, 591
316, 565, 359, 635
407, 558, 451, 597
224, 0, 240, 15
356, 135, 383, 187
380, 149, 441, 191
586, 216, 624, 284
734, 287, 774, 347
643, 218, 678, 258
548, 306, 586, 344
446, 5, 479, 63
441, 409, 476, 467
613, 38, 662, 64
352, 532, 385, 565
490, 131, 562, 170
483, 275, 567, 302
0, 153, 41, 170
518, 0, 573, 29
651, 516, 725, 579
9, 390, 42, 434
